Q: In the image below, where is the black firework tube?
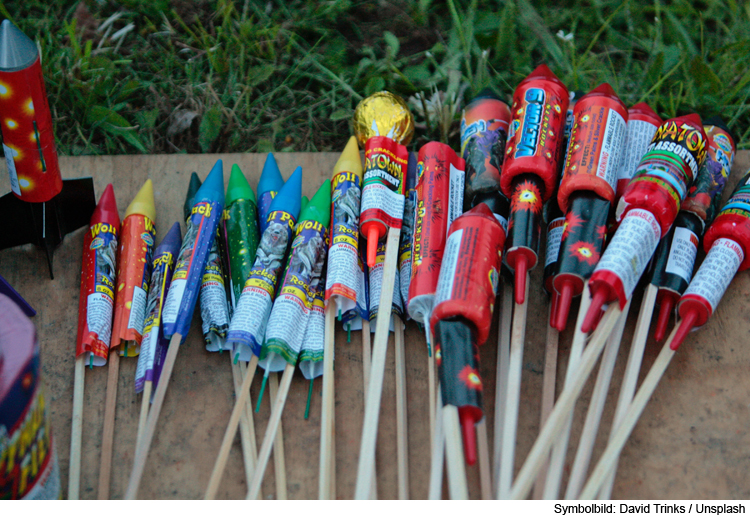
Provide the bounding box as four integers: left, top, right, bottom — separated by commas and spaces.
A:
434, 317, 483, 465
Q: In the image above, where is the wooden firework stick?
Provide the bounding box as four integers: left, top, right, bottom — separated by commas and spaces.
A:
394, 316, 410, 499
247, 362, 295, 500
427, 326, 436, 452
231, 359, 258, 489
579, 324, 680, 499
97, 350, 120, 500
497, 278, 529, 499
476, 419, 492, 500
204, 353, 259, 499
318, 303, 336, 499
533, 300, 559, 500
354, 227, 401, 499
125, 333, 182, 499
427, 388, 445, 500
443, 404, 469, 499
507, 304, 621, 500
598, 283, 658, 499
543, 281, 592, 499
492, 281, 513, 493
135, 380, 152, 454
268, 372, 287, 499
68, 354, 85, 500
565, 298, 631, 499
359, 318, 378, 499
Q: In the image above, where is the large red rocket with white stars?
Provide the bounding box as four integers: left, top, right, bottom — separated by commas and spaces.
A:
0, 19, 95, 277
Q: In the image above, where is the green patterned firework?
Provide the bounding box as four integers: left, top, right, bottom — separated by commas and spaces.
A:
222, 164, 260, 307
260, 179, 331, 371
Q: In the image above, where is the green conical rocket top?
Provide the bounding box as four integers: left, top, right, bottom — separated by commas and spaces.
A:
226, 164, 256, 205
298, 179, 331, 228
300, 195, 309, 215
183, 172, 202, 222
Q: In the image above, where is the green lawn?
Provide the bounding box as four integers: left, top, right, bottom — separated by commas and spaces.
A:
3, 0, 749, 155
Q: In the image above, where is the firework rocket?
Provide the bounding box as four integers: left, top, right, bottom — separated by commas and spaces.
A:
110, 180, 157, 357
0, 20, 96, 278
75, 185, 120, 367
430, 203, 506, 465
582, 114, 708, 332
257, 153, 285, 234
650, 117, 735, 341
134, 221, 181, 393
552, 84, 628, 330
162, 160, 225, 341
500, 64, 570, 304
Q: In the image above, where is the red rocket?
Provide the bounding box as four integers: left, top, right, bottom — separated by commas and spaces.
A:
0, 20, 95, 278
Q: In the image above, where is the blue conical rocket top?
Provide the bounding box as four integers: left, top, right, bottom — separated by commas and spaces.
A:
258, 153, 284, 197
269, 166, 302, 219
194, 159, 225, 209
155, 222, 182, 261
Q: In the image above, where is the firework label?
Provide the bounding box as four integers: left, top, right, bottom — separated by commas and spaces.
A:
111, 214, 155, 356
369, 237, 403, 326
558, 86, 627, 210
299, 284, 326, 379
199, 235, 231, 351
430, 204, 504, 345
461, 94, 511, 214
162, 199, 222, 340
262, 218, 327, 369
664, 226, 699, 284
545, 217, 565, 269
501, 64, 569, 202
398, 152, 418, 314
360, 136, 408, 232
135, 248, 176, 392
227, 210, 296, 362
618, 116, 708, 234
592, 209, 661, 307
615, 104, 662, 198
326, 169, 364, 316
683, 238, 743, 315
407, 142, 466, 326
1, 299, 61, 500
76, 221, 118, 366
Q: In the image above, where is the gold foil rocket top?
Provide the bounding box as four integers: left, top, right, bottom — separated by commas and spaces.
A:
353, 91, 415, 147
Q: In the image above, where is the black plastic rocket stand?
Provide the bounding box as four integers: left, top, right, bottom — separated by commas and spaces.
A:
0, 178, 96, 279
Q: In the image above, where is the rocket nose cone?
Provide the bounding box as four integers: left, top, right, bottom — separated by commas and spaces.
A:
226, 164, 255, 205
333, 136, 363, 176
271, 166, 302, 219
95, 184, 121, 227
183, 172, 202, 222
160, 221, 183, 254
258, 152, 285, 196
590, 82, 616, 98
0, 19, 37, 71
300, 179, 332, 228
125, 179, 156, 221
629, 102, 661, 122
196, 159, 225, 207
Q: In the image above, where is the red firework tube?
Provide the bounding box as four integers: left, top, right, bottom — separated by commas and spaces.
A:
430, 203, 504, 464
430, 203, 505, 346
500, 64, 569, 302
557, 83, 628, 211
671, 169, 750, 350
360, 136, 409, 267
75, 185, 121, 366
407, 142, 466, 326
0, 21, 61, 202
582, 114, 708, 332
615, 103, 662, 200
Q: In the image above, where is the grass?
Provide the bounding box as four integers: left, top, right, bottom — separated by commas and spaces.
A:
2, 0, 750, 156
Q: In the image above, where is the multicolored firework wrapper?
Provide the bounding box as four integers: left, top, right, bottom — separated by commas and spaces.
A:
110, 180, 156, 357
368, 237, 403, 329
199, 233, 231, 351
227, 168, 302, 362
0, 296, 61, 499
299, 271, 327, 379
261, 180, 330, 371
135, 222, 181, 393
398, 151, 418, 316
75, 185, 120, 367
162, 161, 225, 342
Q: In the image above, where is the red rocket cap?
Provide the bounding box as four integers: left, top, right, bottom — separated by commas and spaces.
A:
671, 295, 711, 351
91, 184, 120, 228
653, 291, 678, 342
525, 64, 567, 89
629, 102, 662, 123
